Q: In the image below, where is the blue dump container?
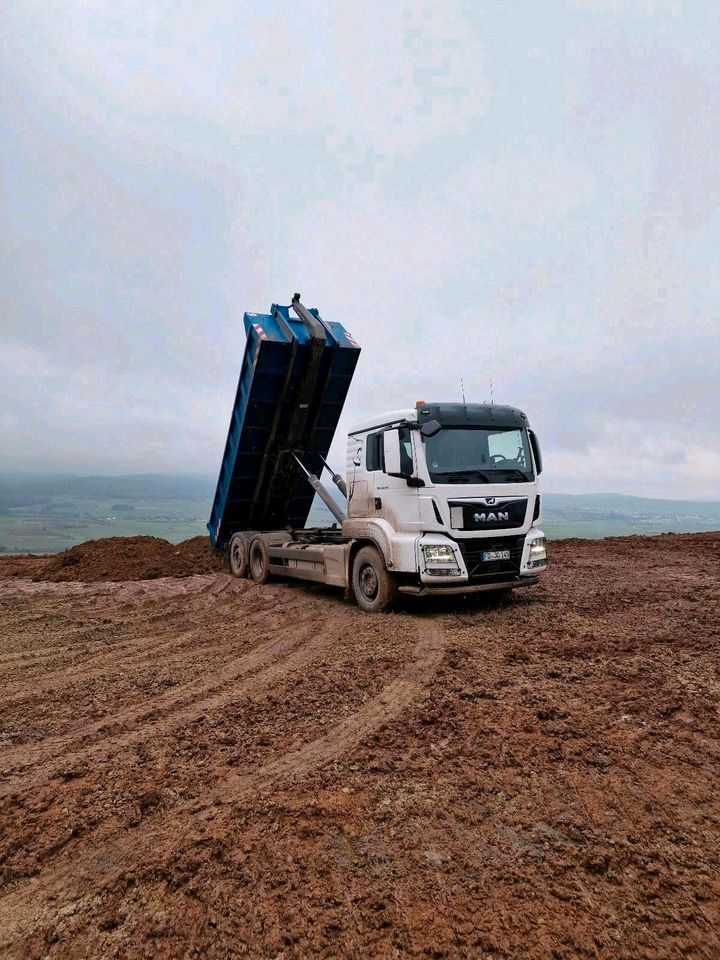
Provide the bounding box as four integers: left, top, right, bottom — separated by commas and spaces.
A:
208, 298, 361, 549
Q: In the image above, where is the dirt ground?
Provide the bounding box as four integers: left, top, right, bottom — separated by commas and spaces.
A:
0, 536, 225, 583
0, 533, 718, 959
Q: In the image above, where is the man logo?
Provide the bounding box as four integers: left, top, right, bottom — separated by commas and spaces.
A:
473, 511, 510, 524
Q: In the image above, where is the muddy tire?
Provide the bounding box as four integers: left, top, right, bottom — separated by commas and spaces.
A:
228, 534, 249, 578
352, 545, 398, 613
249, 538, 271, 584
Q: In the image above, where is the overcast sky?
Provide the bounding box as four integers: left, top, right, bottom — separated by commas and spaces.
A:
2, 1, 719, 498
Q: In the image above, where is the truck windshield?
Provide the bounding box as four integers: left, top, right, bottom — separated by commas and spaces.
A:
421, 426, 534, 483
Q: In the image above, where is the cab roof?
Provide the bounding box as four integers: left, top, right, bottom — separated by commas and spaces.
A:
348, 402, 529, 435
416, 402, 529, 428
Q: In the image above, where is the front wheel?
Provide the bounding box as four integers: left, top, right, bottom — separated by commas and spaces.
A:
352, 545, 399, 613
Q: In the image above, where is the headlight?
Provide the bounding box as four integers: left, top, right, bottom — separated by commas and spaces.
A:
528, 536, 547, 564
422, 543, 462, 576
423, 545, 456, 563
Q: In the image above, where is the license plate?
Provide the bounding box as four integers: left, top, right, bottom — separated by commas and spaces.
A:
481, 550, 510, 561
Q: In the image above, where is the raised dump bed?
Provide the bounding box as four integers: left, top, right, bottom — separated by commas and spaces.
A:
208, 296, 360, 549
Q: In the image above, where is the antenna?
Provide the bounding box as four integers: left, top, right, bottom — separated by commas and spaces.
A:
490, 378, 494, 405
461, 377, 469, 419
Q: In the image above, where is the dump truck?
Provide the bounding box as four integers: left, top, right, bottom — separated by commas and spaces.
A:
208, 295, 547, 611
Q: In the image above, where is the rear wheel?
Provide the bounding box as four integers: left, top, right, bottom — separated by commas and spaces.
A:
352, 545, 398, 612
228, 534, 249, 578
249, 538, 271, 584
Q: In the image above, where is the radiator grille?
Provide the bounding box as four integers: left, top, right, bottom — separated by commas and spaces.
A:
454, 535, 525, 580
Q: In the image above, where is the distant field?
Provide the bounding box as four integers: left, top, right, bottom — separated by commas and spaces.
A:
0, 475, 211, 554
0, 516, 207, 555
540, 492, 720, 540
542, 518, 720, 540
1, 475, 718, 554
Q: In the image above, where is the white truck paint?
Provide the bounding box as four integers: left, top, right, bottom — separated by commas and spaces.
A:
228, 401, 547, 612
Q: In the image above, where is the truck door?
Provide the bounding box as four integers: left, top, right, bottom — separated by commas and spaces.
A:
368, 426, 421, 529
347, 434, 371, 517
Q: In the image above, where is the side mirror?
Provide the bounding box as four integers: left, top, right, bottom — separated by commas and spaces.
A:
420, 418, 442, 437
382, 429, 403, 476
528, 429, 543, 475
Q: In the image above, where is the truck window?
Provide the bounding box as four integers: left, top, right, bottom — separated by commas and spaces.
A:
366, 428, 414, 474
487, 429, 529, 469
399, 427, 413, 475
366, 432, 383, 471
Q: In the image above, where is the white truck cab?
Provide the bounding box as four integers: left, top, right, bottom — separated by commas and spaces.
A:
341, 402, 547, 609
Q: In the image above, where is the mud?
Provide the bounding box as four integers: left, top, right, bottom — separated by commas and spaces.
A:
0, 536, 225, 583
0, 533, 718, 958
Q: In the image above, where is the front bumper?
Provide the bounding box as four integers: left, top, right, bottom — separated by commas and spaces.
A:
417, 530, 547, 584
400, 575, 540, 596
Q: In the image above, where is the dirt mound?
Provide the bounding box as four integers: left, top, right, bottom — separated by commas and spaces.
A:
0, 535, 226, 582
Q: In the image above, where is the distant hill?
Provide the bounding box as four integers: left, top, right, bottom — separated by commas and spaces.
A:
0, 474, 718, 554
544, 491, 720, 518
0, 474, 215, 511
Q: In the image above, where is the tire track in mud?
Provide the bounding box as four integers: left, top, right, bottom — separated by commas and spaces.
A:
0, 576, 240, 672
0, 573, 247, 605
0, 612, 340, 796
0, 608, 185, 669
0, 616, 446, 951
211, 616, 446, 804
0, 626, 206, 706
0, 576, 210, 601
0, 593, 295, 708
0, 588, 287, 680
0, 615, 120, 671
0, 616, 200, 676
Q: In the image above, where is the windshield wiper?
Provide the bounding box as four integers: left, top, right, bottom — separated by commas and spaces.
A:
491, 469, 531, 482
434, 470, 490, 484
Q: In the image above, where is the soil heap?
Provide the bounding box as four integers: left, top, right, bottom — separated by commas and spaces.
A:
0, 536, 225, 582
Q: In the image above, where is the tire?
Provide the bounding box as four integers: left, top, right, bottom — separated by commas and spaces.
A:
352, 545, 398, 613
249, 537, 271, 584
228, 534, 249, 578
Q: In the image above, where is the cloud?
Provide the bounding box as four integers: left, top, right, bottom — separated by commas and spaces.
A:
1, 1, 718, 500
